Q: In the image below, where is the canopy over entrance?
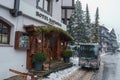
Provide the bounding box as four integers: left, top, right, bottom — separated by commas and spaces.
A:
24, 25, 73, 41
24, 25, 73, 69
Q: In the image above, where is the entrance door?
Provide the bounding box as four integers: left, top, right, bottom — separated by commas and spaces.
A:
49, 37, 57, 60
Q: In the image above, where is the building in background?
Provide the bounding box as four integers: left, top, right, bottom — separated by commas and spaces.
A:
99, 25, 110, 52
109, 29, 119, 52
99, 25, 119, 53
61, 0, 75, 25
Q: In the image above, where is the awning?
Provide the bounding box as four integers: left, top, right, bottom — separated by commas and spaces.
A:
24, 25, 73, 41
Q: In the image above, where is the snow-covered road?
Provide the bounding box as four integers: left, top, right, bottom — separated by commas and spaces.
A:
101, 53, 120, 80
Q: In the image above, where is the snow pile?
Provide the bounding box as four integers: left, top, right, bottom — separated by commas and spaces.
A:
70, 57, 79, 66
43, 66, 79, 80
42, 57, 79, 80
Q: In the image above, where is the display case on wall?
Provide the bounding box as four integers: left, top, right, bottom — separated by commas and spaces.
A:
15, 31, 30, 50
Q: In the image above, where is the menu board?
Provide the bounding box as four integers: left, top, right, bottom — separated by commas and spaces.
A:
15, 31, 29, 50
19, 34, 29, 48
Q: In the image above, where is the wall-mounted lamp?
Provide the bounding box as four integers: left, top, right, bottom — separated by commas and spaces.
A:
38, 39, 41, 43
61, 42, 63, 45
37, 39, 41, 48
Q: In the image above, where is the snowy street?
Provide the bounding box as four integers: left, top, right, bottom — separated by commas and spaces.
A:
91, 52, 120, 80
99, 52, 120, 80
41, 52, 120, 80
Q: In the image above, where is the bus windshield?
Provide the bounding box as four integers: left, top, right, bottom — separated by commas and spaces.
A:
79, 45, 98, 59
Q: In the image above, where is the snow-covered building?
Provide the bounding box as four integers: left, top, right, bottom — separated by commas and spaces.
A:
0, 0, 73, 79
99, 25, 110, 52
61, 0, 75, 25
99, 26, 119, 53
109, 29, 119, 52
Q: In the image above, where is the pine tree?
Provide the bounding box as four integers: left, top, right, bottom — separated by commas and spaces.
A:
67, 0, 100, 44
92, 7, 99, 43
85, 4, 92, 42
67, 0, 85, 44
75, 0, 84, 25
85, 4, 90, 26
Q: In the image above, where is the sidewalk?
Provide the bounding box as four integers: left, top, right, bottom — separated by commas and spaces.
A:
41, 57, 79, 80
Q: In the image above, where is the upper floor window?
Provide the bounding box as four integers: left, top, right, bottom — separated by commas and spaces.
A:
37, 0, 52, 15
0, 20, 11, 44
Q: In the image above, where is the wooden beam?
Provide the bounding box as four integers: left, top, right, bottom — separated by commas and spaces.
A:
9, 69, 35, 80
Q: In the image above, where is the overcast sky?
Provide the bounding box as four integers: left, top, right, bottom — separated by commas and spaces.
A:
75, 0, 120, 41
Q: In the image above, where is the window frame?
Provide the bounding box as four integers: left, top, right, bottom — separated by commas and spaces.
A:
0, 20, 11, 44
36, 0, 52, 15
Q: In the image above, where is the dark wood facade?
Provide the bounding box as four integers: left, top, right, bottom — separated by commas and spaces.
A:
23, 25, 72, 69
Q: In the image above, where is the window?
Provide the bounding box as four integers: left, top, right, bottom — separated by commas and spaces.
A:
37, 0, 52, 14
0, 20, 10, 44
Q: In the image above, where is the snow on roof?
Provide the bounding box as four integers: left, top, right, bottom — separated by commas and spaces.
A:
79, 43, 99, 45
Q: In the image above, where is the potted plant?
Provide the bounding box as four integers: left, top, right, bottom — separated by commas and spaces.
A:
32, 52, 47, 70
62, 49, 73, 63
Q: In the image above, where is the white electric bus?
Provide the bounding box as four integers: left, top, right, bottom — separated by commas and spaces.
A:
78, 43, 101, 69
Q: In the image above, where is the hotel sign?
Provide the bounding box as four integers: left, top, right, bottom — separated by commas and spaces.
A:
36, 11, 62, 27
19, 0, 66, 29
35, 0, 62, 27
